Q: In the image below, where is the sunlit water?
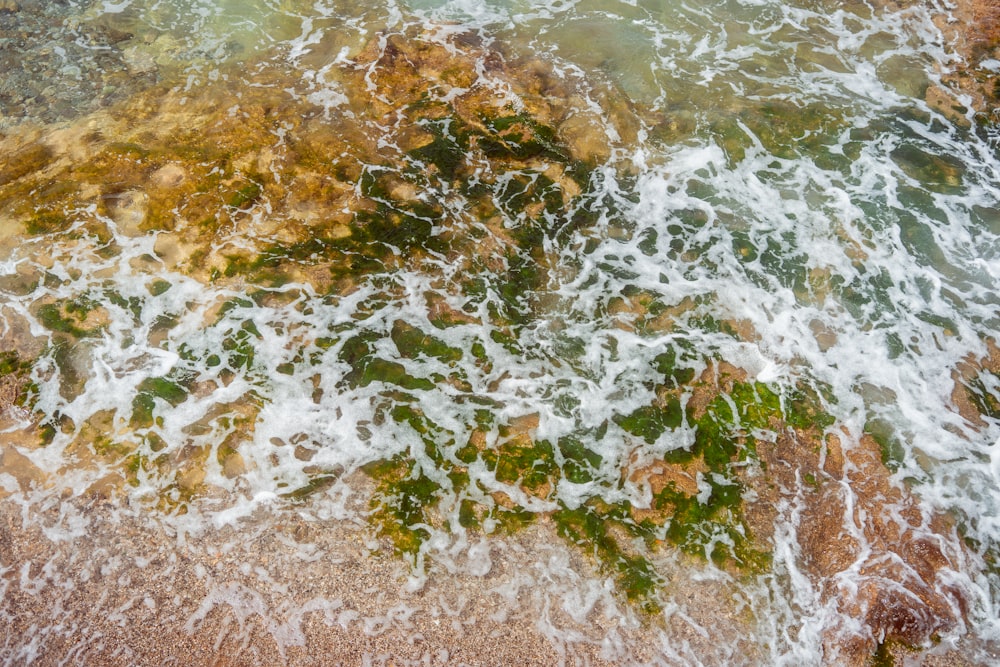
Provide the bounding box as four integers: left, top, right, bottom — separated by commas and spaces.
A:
1, 0, 999, 664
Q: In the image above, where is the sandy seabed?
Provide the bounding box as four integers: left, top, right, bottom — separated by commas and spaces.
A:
0, 473, 719, 667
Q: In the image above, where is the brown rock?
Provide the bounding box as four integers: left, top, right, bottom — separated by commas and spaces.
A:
105, 189, 149, 233
951, 338, 1000, 426
559, 112, 612, 163
0, 444, 45, 494
925, 0, 1000, 117
751, 427, 968, 665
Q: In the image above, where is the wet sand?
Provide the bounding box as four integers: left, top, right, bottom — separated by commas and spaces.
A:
0, 486, 610, 666
0, 474, 736, 666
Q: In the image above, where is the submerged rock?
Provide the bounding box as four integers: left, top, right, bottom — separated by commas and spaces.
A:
762, 430, 966, 664
0, 24, 632, 291
707, 360, 971, 665
925, 0, 1000, 122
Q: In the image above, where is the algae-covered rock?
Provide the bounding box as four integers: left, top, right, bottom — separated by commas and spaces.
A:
952, 338, 1000, 426
0, 24, 631, 293
0, 22, 634, 519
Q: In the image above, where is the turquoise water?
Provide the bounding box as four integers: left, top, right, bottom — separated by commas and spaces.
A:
1, 0, 999, 663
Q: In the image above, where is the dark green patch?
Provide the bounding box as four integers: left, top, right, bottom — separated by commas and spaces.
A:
391, 320, 462, 363
130, 376, 190, 428
220, 319, 261, 372
409, 123, 465, 180
25, 211, 69, 235
481, 114, 569, 163
866, 418, 907, 471
654, 480, 767, 569
869, 639, 896, 667
226, 178, 263, 210
615, 400, 683, 444
558, 435, 603, 484
280, 473, 338, 501
339, 332, 435, 390
36, 299, 102, 338
0, 351, 34, 408
363, 455, 442, 556
965, 370, 1000, 421
482, 438, 557, 492
653, 348, 696, 386
0, 351, 31, 379
148, 279, 172, 296
891, 144, 964, 194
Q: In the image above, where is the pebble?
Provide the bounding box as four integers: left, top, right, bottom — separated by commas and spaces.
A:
106, 190, 149, 234
150, 164, 188, 189
0, 1, 20, 14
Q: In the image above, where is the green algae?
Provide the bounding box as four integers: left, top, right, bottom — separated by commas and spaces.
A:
615, 400, 683, 444
355, 362, 831, 611
865, 417, 907, 471
390, 320, 462, 363
36, 299, 103, 338
553, 501, 664, 613
226, 178, 264, 210
25, 211, 70, 235
220, 320, 261, 373
868, 639, 921, 667
870, 641, 894, 667
409, 123, 464, 180
653, 347, 696, 386
964, 369, 1000, 421
130, 376, 190, 429
483, 438, 557, 491
0, 352, 31, 379
364, 454, 442, 556
0, 351, 35, 411
280, 473, 339, 501
339, 332, 436, 391
557, 435, 603, 484
148, 279, 172, 296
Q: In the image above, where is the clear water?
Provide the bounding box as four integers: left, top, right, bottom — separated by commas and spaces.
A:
1, 0, 999, 664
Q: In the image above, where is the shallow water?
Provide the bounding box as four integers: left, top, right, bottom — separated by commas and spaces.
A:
1, 0, 1000, 664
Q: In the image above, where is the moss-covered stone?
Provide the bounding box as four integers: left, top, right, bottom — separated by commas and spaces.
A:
965, 369, 1000, 420
553, 502, 664, 613
0, 351, 35, 412
356, 355, 837, 610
